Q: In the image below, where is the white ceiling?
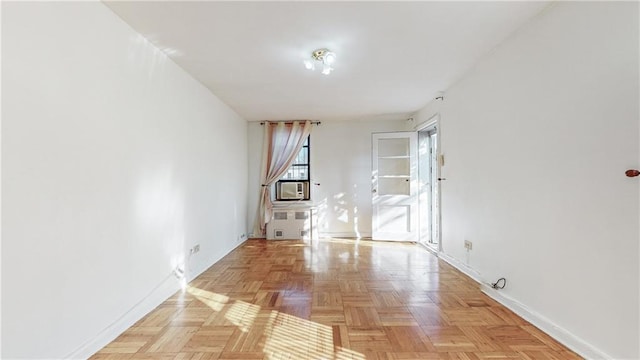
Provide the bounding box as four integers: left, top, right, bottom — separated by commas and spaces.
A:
104, 1, 550, 122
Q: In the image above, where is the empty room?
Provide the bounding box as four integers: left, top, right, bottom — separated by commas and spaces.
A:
2, 1, 638, 359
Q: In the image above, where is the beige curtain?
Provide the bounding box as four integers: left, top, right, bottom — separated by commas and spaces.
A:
254, 120, 312, 237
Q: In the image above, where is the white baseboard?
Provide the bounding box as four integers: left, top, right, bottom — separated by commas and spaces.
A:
65, 273, 180, 359
437, 251, 483, 283
417, 242, 439, 255
481, 285, 610, 360
319, 232, 372, 239
438, 251, 610, 360
246, 232, 371, 241
66, 240, 248, 360
253, 231, 372, 240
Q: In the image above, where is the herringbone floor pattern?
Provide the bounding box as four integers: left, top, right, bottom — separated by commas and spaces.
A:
90, 238, 581, 360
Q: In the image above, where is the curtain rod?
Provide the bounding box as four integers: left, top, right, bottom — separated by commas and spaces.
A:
259, 121, 321, 125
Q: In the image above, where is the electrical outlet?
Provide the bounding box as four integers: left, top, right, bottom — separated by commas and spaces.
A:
173, 265, 185, 279
193, 244, 200, 253
464, 240, 473, 250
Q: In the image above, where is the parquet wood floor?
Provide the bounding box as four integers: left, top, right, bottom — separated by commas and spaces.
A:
90, 239, 581, 360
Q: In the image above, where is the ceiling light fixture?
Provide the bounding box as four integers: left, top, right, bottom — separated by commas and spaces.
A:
304, 48, 337, 75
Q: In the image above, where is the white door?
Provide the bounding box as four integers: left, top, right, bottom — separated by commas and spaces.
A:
372, 132, 418, 241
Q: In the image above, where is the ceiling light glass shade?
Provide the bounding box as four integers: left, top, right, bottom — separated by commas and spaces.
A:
303, 60, 315, 70
323, 52, 336, 65
321, 65, 333, 75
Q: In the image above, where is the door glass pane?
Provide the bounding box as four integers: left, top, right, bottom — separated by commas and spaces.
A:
378, 158, 409, 177
378, 138, 409, 157
430, 132, 439, 245
379, 178, 409, 196
418, 129, 431, 245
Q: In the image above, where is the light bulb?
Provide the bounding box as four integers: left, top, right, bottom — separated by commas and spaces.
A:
304, 59, 315, 70
321, 65, 333, 75
323, 51, 336, 65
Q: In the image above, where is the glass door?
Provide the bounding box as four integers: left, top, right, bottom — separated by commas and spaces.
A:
418, 126, 439, 250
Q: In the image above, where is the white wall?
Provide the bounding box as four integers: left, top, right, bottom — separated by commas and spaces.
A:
247, 119, 407, 238
1, 2, 248, 358
412, 2, 639, 359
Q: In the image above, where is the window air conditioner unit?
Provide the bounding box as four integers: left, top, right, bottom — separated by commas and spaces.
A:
280, 182, 305, 200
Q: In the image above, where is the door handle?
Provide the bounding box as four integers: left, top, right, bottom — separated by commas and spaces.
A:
438, 178, 447, 181
626, 169, 640, 177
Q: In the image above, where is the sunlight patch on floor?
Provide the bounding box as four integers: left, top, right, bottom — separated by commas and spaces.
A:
225, 300, 260, 332
188, 285, 365, 360
187, 286, 228, 312
263, 311, 334, 360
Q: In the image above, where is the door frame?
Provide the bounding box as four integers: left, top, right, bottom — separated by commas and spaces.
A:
415, 114, 442, 253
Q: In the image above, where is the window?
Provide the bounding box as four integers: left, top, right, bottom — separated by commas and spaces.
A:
276, 136, 310, 200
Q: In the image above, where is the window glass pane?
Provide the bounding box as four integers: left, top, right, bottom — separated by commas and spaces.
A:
281, 165, 308, 180
278, 136, 310, 182
294, 147, 308, 164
